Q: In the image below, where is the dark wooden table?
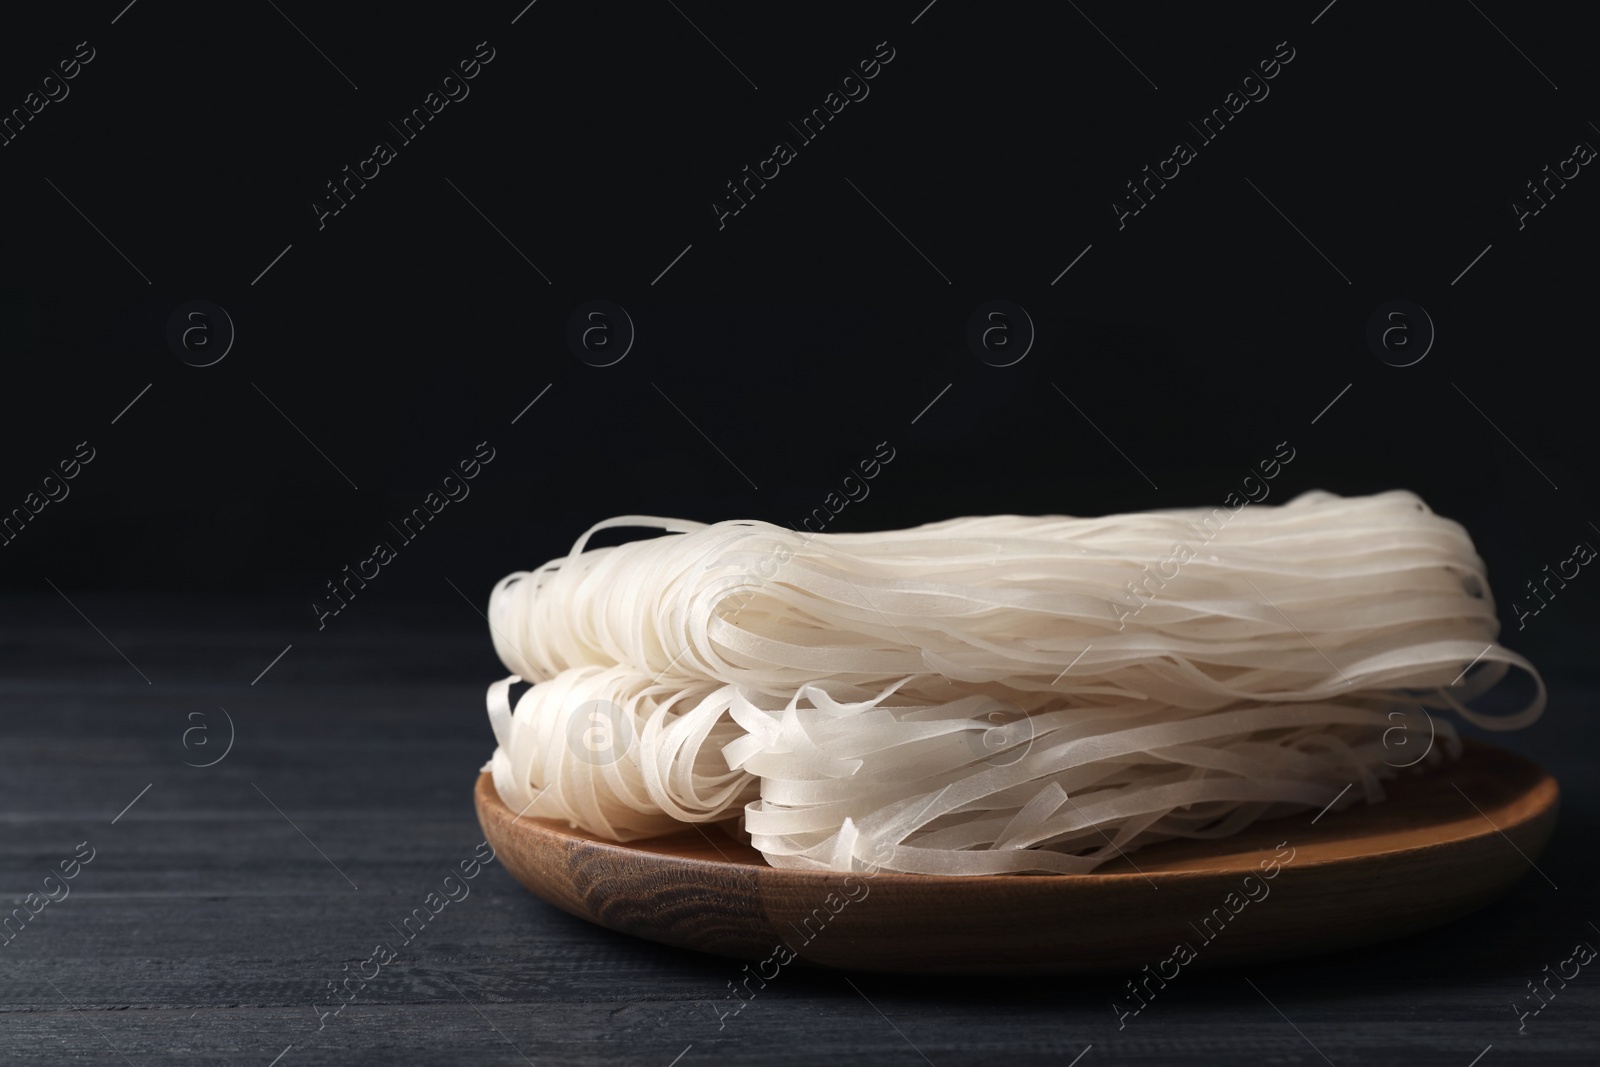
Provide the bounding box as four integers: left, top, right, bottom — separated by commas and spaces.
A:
4, 591, 1596, 1065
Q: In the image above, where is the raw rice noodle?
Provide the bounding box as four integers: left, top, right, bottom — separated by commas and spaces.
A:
480, 490, 1543, 875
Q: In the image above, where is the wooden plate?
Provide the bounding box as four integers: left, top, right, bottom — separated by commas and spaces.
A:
475, 741, 1558, 974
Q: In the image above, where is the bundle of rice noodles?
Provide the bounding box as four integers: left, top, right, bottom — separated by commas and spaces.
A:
479, 490, 1543, 875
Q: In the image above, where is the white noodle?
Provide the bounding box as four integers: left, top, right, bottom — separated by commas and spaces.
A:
480, 490, 1543, 875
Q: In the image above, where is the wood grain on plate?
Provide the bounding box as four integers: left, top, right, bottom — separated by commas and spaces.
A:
475, 740, 1558, 974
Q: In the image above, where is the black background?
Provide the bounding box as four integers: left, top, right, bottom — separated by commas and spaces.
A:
2, 2, 1598, 1064
2, 1, 1594, 626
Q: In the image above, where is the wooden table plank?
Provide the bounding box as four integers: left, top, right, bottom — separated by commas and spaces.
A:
3, 593, 1597, 1064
